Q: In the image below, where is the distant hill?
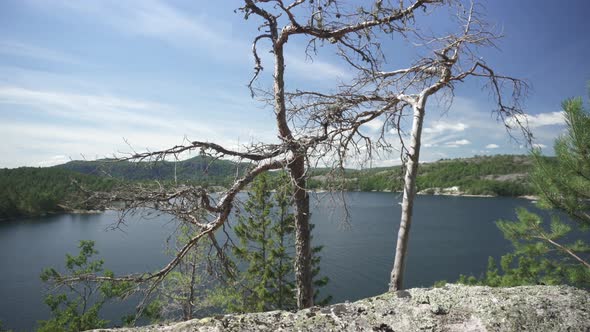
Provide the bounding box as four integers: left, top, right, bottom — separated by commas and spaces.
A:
56, 156, 248, 187
52, 154, 544, 197
0, 167, 118, 219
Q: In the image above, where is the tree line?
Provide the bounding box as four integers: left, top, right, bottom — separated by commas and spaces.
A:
307, 154, 536, 196
0, 167, 118, 219
1, 154, 541, 220
58, 156, 245, 187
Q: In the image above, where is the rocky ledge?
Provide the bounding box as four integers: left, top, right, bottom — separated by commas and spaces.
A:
91, 284, 590, 332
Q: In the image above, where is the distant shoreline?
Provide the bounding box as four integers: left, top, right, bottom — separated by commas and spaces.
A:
2, 191, 540, 221
417, 192, 495, 198
311, 189, 538, 200
516, 195, 539, 201
0, 208, 106, 222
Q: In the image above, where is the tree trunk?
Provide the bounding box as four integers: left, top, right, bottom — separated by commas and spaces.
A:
272, 32, 313, 308
390, 101, 426, 291
186, 261, 197, 320
289, 155, 313, 308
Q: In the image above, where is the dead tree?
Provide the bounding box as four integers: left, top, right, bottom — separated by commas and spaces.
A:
48, 1, 522, 316
238, 0, 447, 307
286, 1, 531, 291
384, 2, 531, 291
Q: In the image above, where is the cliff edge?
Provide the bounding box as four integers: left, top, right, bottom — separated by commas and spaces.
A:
91, 284, 590, 332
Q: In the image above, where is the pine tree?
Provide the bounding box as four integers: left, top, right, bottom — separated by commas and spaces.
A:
460, 89, 590, 288
228, 172, 277, 312
214, 172, 329, 312
147, 224, 215, 321
532, 97, 590, 227
0, 320, 13, 332
38, 241, 133, 331
270, 172, 297, 309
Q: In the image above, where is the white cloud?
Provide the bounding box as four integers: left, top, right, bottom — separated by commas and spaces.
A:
445, 139, 471, 148
114, 1, 240, 56
419, 96, 563, 156
419, 119, 470, 150
286, 54, 351, 81
0, 85, 276, 143
361, 119, 385, 132
0, 118, 270, 168
36, 155, 72, 167
31, 0, 349, 82
37, 0, 235, 52
370, 158, 403, 167
0, 85, 281, 167
255, 44, 350, 82
532, 143, 547, 149
485, 143, 500, 149
423, 122, 468, 134
507, 111, 565, 129
0, 86, 180, 130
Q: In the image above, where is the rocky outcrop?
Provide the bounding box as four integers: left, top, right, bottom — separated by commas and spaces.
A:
91, 284, 590, 332
417, 187, 495, 197
418, 186, 463, 195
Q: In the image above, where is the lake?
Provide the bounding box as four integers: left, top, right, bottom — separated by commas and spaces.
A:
0, 193, 546, 331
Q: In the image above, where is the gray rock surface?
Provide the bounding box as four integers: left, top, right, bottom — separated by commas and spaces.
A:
91, 284, 590, 332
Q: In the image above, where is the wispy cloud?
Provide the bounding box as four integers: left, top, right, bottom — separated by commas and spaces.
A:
36, 155, 72, 167
0, 84, 282, 143
0, 86, 180, 130
285, 54, 351, 81
421, 120, 469, 148
254, 44, 351, 82
361, 119, 385, 132
422, 96, 565, 154
0, 84, 281, 167
0, 117, 275, 168
0, 40, 83, 65
29, 0, 349, 82
423, 121, 468, 134
485, 143, 500, 149
0, 121, 203, 168
445, 139, 471, 148
37, 0, 235, 51
507, 111, 565, 128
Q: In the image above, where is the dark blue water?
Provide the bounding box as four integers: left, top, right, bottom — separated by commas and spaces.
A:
0, 193, 543, 331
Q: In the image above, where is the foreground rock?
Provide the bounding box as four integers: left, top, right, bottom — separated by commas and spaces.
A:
92, 284, 590, 332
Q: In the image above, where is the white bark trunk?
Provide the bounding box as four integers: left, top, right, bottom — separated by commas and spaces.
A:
390, 101, 426, 291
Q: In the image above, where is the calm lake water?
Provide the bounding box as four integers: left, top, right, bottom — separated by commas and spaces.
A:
0, 193, 546, 331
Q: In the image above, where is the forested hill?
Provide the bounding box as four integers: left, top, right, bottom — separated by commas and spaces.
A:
0, 156, 244, 219
1, 154, 541, 220
58, 154, 541, 197
0, 167, 118, 219
308, 154, 536, 196
56, 156, 246, 187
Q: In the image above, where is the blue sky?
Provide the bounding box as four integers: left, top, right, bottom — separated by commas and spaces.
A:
0, 0, 588, 168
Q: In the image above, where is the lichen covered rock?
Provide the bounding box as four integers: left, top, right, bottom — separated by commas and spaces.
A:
91, 284, 590, 332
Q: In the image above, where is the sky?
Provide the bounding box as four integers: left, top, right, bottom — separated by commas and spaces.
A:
0, 0, 588, 168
